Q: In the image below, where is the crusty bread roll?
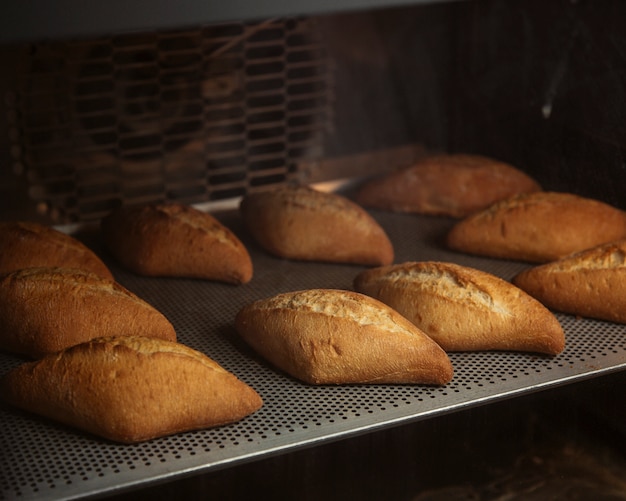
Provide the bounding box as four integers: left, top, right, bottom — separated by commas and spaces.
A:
0, 221, 113, 280
240, 185, 393, 266
355, 153, 541, 218
0, 336, 263, 443
447, 192, 626, 263
512, 240, 626, 323
235, 288, 453, 385
101, 202, 252, 284
354, 261, 565, 354
0, 267, 176, 358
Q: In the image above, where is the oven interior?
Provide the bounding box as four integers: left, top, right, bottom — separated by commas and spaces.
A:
1, 1, 626, 499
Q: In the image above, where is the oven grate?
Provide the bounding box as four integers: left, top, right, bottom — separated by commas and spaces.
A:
1, 209, 625, 500
3, 18, 331, 223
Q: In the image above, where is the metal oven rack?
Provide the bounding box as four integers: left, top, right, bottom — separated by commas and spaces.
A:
2, 205, 626, 500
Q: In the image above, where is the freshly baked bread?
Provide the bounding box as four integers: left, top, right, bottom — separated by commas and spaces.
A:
0, 267, 176, 358
512, 240, 626, 323
101, 202, 252, 284
355, 153, 541, 218
354, 261, 565, 354
234, 288, 453, 385
239, 186, 394, 266
447, 192, 626, 263
0, 221, 112, 279
0, 336, 263, 443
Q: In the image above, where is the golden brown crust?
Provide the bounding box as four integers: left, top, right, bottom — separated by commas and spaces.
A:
354, 261, 565, 354
101, 202, 253, 284
239, 186, 394, 266
512, 239, 626, 323
0, 336, 263, 443
235, 288, 453, 385
446, 192, 626, 263
355, 154, 541, 218
0, 267, 176, 358
0, 221, 113, 279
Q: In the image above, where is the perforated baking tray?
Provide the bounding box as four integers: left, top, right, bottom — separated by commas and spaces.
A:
2, 204, 626, 500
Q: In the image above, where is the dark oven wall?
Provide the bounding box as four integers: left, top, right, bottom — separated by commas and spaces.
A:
448, 0, 626, 210
305, 0, 626, 212
318, 3, 454, 159
1, 0, 625, 221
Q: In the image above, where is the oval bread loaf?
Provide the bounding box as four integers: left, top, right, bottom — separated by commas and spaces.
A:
101, 202, 253, 284
447, 192, 626, 263
512, 240, 626, 323
0, 267, 176, 358
354, 261, 565, 355
235, 288, 453, 385
0, 336, 263, 443
0, 221, 113, 279
239, 186, 394, 266
355, 153, 541, 218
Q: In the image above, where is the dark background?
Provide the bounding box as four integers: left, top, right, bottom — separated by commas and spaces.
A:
322, 0, 626, 208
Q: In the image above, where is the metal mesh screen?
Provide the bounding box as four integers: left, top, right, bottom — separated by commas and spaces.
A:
1, 208, 626, 500
3, 18, 330, 223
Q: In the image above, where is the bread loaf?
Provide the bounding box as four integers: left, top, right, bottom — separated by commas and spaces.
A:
0, 336, 263, 443
101, 202, 252, 284
0, 267, 176, 358
354, 261, 565, 354
239, 186, 394, 266
235, 288, 453, 385
0, 221, 112, 279
447, 192, 626, 263
355, 153, 541, 218
512, 240, 626, 323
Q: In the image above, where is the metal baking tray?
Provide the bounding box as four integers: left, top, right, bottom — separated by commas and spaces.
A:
2, 201, 626, 500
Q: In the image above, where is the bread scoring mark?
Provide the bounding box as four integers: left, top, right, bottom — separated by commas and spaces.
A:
552, 245, 626, 272
157, 204, 234, 246
254, 289, 415, 335
278, 186, 370, 221
382, 264, 512, 316
93, 336, 227, 373
4, 267, 136, 301
474, 192, 578, 222
7, 221, 86, 255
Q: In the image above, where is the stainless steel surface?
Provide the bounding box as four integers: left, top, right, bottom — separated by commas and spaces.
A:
0, 0, 460, 43
1, 208, 626, 500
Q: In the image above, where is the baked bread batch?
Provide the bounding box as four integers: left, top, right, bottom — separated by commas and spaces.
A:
2, 161, 625, 444
101, 202, 253, 284
447, 191, 626, 263
0, 204, 262, 441
512, 240, 626, 324
240, 185, 394, 266
235, 289, 453, 385
355, 153, 541, 218
0, 336, 263, 443
354, 261, 565, 354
